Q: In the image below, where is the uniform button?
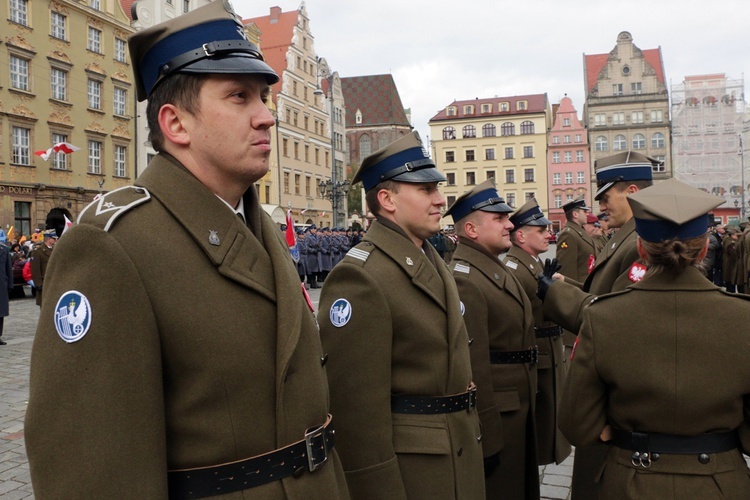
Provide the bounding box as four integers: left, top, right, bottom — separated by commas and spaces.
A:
468, 338, 474, 346
457, 447, 463, 456
477, 434, 482, 442
698, 453, 710, 464
320, 353, 328, 366
651, 453, 660, 462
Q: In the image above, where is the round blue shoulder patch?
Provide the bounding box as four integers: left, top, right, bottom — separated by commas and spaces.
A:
54, 291, 92, 343
460, 301, 466, 316
329, 298, 352, 328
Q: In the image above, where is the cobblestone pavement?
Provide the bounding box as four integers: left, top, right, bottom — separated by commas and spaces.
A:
0, 286, 573, 499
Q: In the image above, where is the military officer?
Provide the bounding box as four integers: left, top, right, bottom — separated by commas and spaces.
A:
306, 225, 321, 288
446, 181, 540, 500
505, 199, 571, 467
560, 179, 750, 499
539, 150, 658, 499
29, 229, 57, 307
722, 225, 740, 292
319, 131, 485, 499
296, 229, 309, 284
25, 3, 349, 498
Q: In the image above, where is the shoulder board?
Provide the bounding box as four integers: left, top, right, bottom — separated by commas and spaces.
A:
588, 288, 632, 305
504, 260, 518, 270
719, 289, 750, 301
453, 262, 471, 274
344, 243, 372, 265
77, 186, 151, 232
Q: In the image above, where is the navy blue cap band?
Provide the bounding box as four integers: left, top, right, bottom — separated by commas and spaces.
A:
596, 163, 653, 185
635, 216, 708, 243
360, 146, 435, 191
510, 207, 550, 228
448, 190, 510, 222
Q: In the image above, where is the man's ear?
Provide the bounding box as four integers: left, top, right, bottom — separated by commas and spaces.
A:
376, 188, 396, 215
158, 104, 191, 147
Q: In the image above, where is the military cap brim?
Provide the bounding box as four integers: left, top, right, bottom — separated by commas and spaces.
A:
561, 197, 589, 212
444, 179, 513, 222
509, 198, 550, 229
594, 151, 658, 201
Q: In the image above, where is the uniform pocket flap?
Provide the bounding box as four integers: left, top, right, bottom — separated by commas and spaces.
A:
393, 421, 451, 455
496, 388, 521, 413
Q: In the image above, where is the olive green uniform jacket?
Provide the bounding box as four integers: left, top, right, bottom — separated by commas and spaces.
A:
722, 234, 739, 286
451, 238, 540, 500
554, 220, 597, 349
319, 220, 484, 500
505, 246, 571, 466
25, 154, 349, 499
560, 267, 750, 499
543, 217, 641, 499
29, 243, 53, 307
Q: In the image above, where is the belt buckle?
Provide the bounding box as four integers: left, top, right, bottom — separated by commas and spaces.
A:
304, 423, 329, 472
530, 346, 539, 366
467, 383, 477, 412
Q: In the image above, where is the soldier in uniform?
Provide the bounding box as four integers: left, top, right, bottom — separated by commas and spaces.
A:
446, 180, 540, 499
29, 229, 57, 308
505, 199, 571, 468
539, 150, 657, 500
306, 226, 321, 288
25, 3, 349, 498
319, 227, 333, 281
296, 229, 309, 285
319, 131, 485, 499
584, 213, 605, 254
560, 179, 750, 499
722, 226, 739, 292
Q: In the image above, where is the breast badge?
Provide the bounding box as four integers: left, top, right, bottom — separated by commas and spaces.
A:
54, 291, 92, 343
329, 298, 352, 328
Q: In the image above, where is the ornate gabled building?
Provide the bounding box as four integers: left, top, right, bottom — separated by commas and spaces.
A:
0, 0, 136, 235
583, 31, 671, 185
548, 96, 590, 231
245, 3, 342, 228
429, 94, 552, 224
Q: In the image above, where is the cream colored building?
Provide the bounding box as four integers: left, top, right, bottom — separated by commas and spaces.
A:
583, 31, 671, 184
429, 94, 552, 225
0, 0, 136, 235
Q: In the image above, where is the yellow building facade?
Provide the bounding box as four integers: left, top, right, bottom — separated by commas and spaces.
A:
429, 94, 552, 225
0, 0, 135, 236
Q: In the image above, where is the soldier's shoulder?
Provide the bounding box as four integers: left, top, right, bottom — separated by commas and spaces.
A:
450, 260, 472, 275
587, 288, 632, 306
77, 186, 151, 232
340, 241, 376, 267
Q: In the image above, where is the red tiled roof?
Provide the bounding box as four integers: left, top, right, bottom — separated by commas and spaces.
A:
584, 47, 664, 94
244, 8, 298, 101
429, 94, 548, 122
120, 0, 135, 21
340, 75, 410, 127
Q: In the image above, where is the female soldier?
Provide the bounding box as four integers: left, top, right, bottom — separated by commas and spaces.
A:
560, 178, 750, 499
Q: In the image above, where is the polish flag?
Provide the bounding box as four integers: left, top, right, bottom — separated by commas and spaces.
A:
61, 215, 74, 237
35, 142, 81, 161
285, 209, 299, 263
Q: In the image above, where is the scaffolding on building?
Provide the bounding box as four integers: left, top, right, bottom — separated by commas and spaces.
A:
671, 74, 749, 215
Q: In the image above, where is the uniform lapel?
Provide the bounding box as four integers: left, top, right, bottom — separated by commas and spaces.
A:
461, 241, 526, 309
589, 218, 635, 276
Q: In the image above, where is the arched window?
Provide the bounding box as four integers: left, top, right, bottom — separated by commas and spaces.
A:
378, 134, 390, 150
651, 132, 665, 148
501, 122, 515, 136
595, 136, 608, 151
442, 127, 456, 140
359, 135, 371, 162
632, 133, 646, 149
520, 120, 534, 134
482, 123, 496, 137
462, 125, 476, 138
613, 134, 627, 150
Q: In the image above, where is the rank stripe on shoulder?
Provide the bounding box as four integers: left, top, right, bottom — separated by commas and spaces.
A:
454, 263, 470, 274
346, 248, 371, 262
78, 186, 151, 232
505, 260, 518, 270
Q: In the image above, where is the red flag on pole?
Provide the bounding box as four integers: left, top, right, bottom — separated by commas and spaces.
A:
286, 209, 299, 263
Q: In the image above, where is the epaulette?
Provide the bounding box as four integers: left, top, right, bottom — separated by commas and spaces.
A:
588, 288, 631, 305
77, 186, 151, 232
504, 260, 518, 270
453, 262, 471, 274
343, 243, 373, 265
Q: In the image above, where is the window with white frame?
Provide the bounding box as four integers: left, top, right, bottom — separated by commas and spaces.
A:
12, 127, 31, 165
554, 194, 562, 208
10, 55, 30, 91
465, 150, 475, 162
88, 79, 102, 109
462, 125, 476, 138
50, 68, 67, 101
500, 102, 509, 112
114, 145, 127, 177
564, 151, 572, 163
613, 134, 627, 150
632, 134, 646, 149
523, 146, 533, 158
576, 150, 584, 162
553, 173, 561, 185
565, 172, 573, 184
524, 168, 534, 182
501, 122, 515, 136
463, 105, 474, 115
504, 147, 513, 159
88, 27, 102, 53
114, 87, 127, 116
575, 134, 582, 142
577, 171, 585, 184
632, 111, 644, 124
443, 127, 456, 140
563, 118, 571, 127
631, 82, 642, 95
485, 148, 495, 160
525, 192, 535, 201
482, 123, 496, 137
651, 110, 664, 123
552, 152, 560, 164
88, 140, 102, 174
652, 156, 666, 172
593, 114, 606, 127
446, 173, 455, 185
595, 136, 608, 151
506, 170, 515, 184
652, 132, 665, 148
564, 135, 570, 143
10, 0, 28, 25
553, 136, 560, 144
446, 107, 456, 116
506, 193, 516, 207
481, 103, 492, 113
612, 83, 623, 96
51, 133, 68, 169
466, 171, 476, 185
517, 101, 527, 111
115, 38, 127, 63
612, 112, 625, 125
445, 151, 455, 163
520, 121, 534, 134
90, 0, 100, 10
51, 12, 67, 39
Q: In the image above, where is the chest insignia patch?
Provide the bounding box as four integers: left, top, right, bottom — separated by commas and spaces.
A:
406, 257, 414, 266
329, 298, 352, 328
460, 301, 465, 316
208, 230, 221, 246
560, 242, 568, 249
54, 291, 92, 343
628, 262, 647, 282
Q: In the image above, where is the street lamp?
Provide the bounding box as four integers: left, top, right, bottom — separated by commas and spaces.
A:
319, 178, 350, 228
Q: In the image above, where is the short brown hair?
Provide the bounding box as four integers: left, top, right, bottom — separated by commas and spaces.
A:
146, 73, 207, 152
365, 180, 400, 217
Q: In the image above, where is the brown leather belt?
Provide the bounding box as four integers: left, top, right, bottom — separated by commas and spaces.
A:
490, 346, 538, 365
391, 382, 477, 414
167, 414, 334, 499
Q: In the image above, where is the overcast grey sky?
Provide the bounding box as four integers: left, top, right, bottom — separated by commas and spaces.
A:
236, 0, 750, 143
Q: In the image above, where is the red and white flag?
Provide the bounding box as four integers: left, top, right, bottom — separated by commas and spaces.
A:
285, 209, 299, 263
34, 142, 81, 161
61, 215, 74, 238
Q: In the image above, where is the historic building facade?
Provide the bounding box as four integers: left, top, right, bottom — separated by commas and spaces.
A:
583, 31, 671, 188
429, 94, 552, 225
547, 96, 591, 231
1, 0, 136, 235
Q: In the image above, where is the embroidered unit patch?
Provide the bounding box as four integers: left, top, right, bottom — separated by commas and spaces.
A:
54, 291, 92, 343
